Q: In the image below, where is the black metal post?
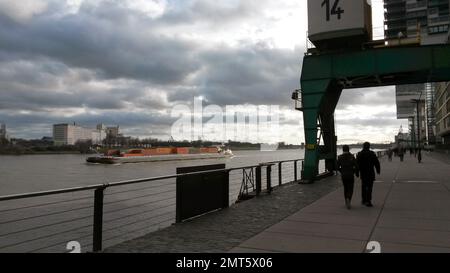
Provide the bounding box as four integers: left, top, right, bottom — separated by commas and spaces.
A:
294, 160, 298, 182
255, 166, 261, 196
176, 178, 181, 223
278, 162, 282, 186
301, 161, 304, 178
266, 165, 272, 194
416, 101, 422, 163
93, 186, 106, 252
411, 116, 416, 157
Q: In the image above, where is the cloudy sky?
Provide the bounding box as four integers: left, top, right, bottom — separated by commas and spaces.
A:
0, 0, 406, 144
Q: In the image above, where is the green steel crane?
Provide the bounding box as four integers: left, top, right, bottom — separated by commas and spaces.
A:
298, 44, 450, 182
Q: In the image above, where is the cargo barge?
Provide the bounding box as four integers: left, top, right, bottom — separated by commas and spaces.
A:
86, 147, 233, 164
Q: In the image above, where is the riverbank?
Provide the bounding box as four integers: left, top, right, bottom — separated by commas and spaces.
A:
0, 147, 303, 155
0, 148, 89, 155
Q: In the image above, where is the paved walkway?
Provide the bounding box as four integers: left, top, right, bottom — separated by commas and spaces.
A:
105, 170, 342, 253
232, 152, 450, 253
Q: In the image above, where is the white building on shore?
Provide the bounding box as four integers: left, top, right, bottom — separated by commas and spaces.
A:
0, 123, 9, 141
53, 123, 106, 146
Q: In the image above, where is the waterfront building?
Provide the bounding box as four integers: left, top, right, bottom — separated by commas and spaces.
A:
53, 123, 105, 146
97, 124, 107, 141
0, 123, 9, 141
396, 84, 428, 144
106, 126, 120, 138
385, 0, 449, 43
435, 82, 450, 144
395, 84, 425, 120
434, 10, 450, 145
386, 0, 450, 146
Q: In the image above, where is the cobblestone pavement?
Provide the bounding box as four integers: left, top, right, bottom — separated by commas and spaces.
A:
104, 176, 342, 253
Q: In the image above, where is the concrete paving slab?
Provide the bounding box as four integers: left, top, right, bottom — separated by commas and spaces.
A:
375, 242, 450, 253
380, 209, 450, 221
299, 203, 383, 216
265, 220, 372, 241
377, 215, 450, 232
229, 247, 284, 253
239, 231, 366, 253
371, 227, 450, 249
286, 211, 380, 226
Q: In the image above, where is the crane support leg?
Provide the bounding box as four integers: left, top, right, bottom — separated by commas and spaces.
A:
301, 79, 342, 182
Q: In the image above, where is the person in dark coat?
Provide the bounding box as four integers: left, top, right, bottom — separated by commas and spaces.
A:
387, 148, 393, 162
337, 145, 359, 209
356, 142, 381, 207
398, 145, 404, 162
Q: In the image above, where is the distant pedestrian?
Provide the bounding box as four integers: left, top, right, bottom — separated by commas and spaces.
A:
387, 148, 393, 162
357, 142, 381, 207
398, 145, 404, 162
337, 145, 359, 210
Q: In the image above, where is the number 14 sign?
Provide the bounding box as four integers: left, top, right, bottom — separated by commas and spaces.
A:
322, 0, 345, 21
308, 0, 368, 40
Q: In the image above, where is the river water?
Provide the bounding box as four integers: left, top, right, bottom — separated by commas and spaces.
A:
0, 149, 308, 196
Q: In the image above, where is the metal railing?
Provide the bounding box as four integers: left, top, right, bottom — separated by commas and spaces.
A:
376, 150, 388, 158
0, 158, 304, 253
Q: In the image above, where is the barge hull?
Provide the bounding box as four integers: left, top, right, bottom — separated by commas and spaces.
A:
87, 153, 231, 164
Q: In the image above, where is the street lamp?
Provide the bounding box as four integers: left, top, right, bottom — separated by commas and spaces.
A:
411, 99, 422, 163
409, 115, 416, 155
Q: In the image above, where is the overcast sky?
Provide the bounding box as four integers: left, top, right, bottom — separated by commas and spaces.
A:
0, 0, 406, 144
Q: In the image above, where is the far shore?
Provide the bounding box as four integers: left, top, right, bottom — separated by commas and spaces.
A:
0, 151, 87, 156
0, 147, 306, 156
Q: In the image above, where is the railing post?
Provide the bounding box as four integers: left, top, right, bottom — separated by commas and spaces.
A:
266, 164, 272, 194
294, 160, 298, 182
93, 185, 107, 252
301, 160, 304, 180
255, 166, 261, 196
278, 162, 282, 186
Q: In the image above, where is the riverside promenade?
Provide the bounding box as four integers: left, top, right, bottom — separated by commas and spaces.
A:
234, 151, 450, 253
106, 151, 450, 253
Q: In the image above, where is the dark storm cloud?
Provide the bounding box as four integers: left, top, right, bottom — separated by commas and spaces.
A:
160, 0, 263, 26
0, 56, 175, 111
197, 44, 302, 106
0, 109, 176, 136
0, 0, 333, 140
0, 2, 201, 85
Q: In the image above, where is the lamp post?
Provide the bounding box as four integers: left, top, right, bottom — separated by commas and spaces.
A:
409, 116, 416, 156
411, 99, 422, 163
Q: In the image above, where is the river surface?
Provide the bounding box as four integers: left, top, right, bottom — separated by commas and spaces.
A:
0, 149, 310, 196
0, 148, 373, 196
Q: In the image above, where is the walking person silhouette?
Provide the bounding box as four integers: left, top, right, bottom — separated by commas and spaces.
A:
387, 148, 393, 162
337, 145, 359, 209
356, 142, 381, 207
